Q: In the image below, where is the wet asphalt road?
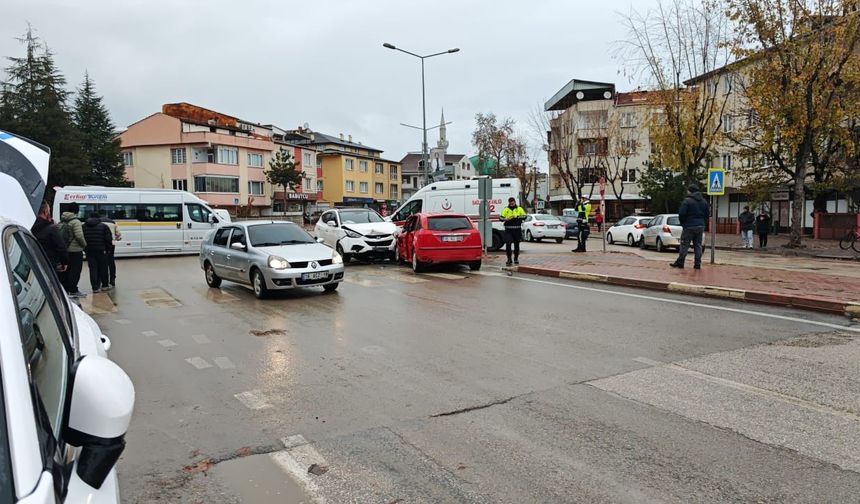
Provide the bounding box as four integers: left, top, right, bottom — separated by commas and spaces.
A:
88, 253, 860, 503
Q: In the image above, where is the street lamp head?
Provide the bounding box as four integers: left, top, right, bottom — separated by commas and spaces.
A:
448, 48, 460, 53
383, 42, 396, 50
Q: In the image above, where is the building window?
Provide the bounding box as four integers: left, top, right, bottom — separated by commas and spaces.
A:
216, 146, 239, 165
725, 74, 733, 93
316, 158, 322, 169
345, 159, 354, 171
359, 181, 368, 193
620, 112, 636, 128
622, 169, 637, 183
172, 178, 188, 191
303, 152, 312, 168
248, 181, 265, 196
621, 139, 637, 154
122, 151, 133, 166
248, 152, 264, 168
171, 148, 186, 164
194, 176, 240, 193
375, 182, 383, 194
304, 177, 312, 191
345, 180, 355, 192
317, 180, 324, 192
359, 160, 368, 172
722, 114, 733, 133
390, 184, 399, 200
390, 165, 398, 180
375, 162, 384, 174
721, 153, 732, 171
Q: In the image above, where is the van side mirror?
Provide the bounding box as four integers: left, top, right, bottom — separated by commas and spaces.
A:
208, 215, 217, 224
64, 355, 135, 489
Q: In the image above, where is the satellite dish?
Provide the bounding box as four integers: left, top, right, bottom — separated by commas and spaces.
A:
576, 91, 585, 100
303, 122, 310, 130
603, 91, 612, 99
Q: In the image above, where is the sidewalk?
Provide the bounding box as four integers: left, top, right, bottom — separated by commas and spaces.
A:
708, 233, 859, 260
487, 250, 860, 317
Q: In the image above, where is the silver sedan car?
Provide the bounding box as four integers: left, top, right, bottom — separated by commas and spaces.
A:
200, 221, 344, 299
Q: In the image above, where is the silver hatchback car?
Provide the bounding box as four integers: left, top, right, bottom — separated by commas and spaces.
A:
639, 214, 683, 252
200, 221, 344, 298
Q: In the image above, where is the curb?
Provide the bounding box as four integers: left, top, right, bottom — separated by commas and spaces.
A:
713, 245, 859, 262
514, 266, 859, 317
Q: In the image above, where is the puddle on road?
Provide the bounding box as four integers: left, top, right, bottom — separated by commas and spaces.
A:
138, 288, 182, 308
213, 453, 313, 504
193, 286, 240, 303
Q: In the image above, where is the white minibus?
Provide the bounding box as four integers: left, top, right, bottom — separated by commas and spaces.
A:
53, 187, 228, 256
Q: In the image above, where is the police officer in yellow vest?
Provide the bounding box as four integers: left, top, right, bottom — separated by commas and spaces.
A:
572, 196, 592, 252
500, 197, 526, 266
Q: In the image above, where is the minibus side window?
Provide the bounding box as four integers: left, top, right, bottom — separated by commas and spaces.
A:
100, 203, 138, 220
139, 204, 181, 222
186, 204, 212, 223
58, 203, 97, 219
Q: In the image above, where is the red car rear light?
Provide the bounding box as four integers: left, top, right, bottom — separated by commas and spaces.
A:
662, 225, 671, 233
634, 223, 644, 229
560, 223, 567, 228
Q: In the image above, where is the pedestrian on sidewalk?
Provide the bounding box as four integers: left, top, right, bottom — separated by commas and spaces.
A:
572, 196, 592, 252
58, 202, 87, 297
31, 200, 69, 278
82, 212, 112, 294
100, 214, 122, 288
739, 206, 755, 249
500, 197, 526, 266
756, 210, 772, 248
670, 184, 710, 269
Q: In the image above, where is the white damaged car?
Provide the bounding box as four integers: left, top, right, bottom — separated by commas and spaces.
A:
0, 130, 134, 503
314, 208, 398, 263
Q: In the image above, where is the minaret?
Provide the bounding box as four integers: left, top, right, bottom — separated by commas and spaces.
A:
437, 109, 449, 150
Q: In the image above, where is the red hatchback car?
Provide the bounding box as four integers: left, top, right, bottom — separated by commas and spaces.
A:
396, 213, 483, 272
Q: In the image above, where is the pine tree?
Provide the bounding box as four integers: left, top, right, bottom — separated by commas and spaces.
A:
266, 147, 302, 215
74, 72, 126, 186
0, 26, 87, 192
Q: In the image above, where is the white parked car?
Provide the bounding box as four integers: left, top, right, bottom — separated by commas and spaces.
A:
639, 214, 683, 252
314, 208, 397, 263
0, 130, 134, 503
522, 214, 566, 243
606, 215, 653, 246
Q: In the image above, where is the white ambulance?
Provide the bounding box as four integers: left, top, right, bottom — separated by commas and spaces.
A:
388, 178, 522, 251
53, 187, 228, 256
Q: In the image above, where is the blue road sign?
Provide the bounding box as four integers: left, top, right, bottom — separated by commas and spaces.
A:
707, 168, 725, 196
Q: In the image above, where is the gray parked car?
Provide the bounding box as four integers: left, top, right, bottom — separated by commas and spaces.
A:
200, 221, 344, 299
639, 214, 683, 252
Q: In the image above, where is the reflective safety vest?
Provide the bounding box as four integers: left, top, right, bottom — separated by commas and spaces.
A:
500, 205, 526, 227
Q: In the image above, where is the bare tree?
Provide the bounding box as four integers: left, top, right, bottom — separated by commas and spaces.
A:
618, 0, 731, 183
604, 104, 644, 214
505, 135, 535, 207
472, 113, 515, 177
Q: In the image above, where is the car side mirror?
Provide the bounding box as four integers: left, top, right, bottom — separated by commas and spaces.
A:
230, 242, 246, 251
316, 237, 325, 243
208, 215, 217, 224
326, 221, 337, 227
64, 355, 134, 489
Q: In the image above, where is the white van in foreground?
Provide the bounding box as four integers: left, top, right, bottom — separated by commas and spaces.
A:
388, 178, 521, 250
53, 187, 228, 257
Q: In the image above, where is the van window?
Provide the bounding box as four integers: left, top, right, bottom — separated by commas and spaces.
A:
100, 203, 139, 220
393, 199, 422, 221
59, 203, 97, 219
186, 204, 212, 223
213, 228, 231, 247
140, 204, 181, 222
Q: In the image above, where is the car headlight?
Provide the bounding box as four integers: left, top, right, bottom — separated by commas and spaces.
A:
343, 228, 363, 238
268, 255, 290, 269
332, 251, 343, 264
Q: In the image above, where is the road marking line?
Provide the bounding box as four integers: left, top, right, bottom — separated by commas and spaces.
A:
141, 330, 158, 337
499, 274, 860, 333
234, 390, 271, 410
191, 334, 211, 345
157, 339, 177, 348
632, 357, 662, 367
270, 451, 326, 503
115, 319, 131, 325
213, 357, 236, 369
185, 357, 213, 369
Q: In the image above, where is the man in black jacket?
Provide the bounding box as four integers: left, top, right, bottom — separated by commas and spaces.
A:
671, 184, 710, 269
82, 212, 113, 294
738, 205, 755, 249
31, 200, 69, 275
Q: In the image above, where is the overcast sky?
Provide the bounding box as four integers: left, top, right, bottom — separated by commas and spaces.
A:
1, 0, 656, 169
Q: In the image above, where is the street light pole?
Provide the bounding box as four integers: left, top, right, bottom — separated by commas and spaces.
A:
383, 42, 460, 188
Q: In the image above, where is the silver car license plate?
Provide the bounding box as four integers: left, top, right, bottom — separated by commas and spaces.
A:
547, 225, 558, 229
302, 272, 328, 280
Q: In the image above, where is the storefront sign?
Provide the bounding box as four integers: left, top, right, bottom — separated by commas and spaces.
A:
343, 197, 374, 205
287, 192, 310, 200
771, 191, 789, 201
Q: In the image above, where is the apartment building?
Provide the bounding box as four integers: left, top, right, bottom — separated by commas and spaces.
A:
545, 80, 650, 219
118, 103, 274, 215
268, 125, 320, 216
284, 129, 401, 211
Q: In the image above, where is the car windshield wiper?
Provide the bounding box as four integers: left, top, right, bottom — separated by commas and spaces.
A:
253, 242, 281, 247
280, 239, 312, 244
449, 226, 473, 231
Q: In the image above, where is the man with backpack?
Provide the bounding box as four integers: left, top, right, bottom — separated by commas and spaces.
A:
82, 211, 113, 293
58, 202, 87, 297
100, 214, 122, 288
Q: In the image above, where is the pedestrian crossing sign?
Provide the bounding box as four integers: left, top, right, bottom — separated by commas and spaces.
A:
707, 168, 725, 196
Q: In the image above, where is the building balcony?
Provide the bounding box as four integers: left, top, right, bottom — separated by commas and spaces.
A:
191, 163, 241, 177
180, 131, 273, 151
